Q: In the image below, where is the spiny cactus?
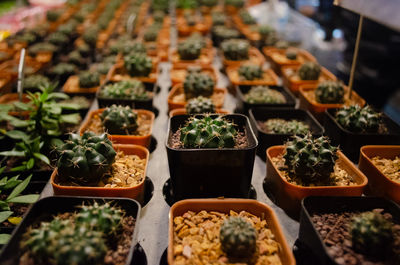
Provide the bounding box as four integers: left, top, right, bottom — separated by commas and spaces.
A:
82, 26, 99, 47
187, 33, 207, 49
275, 40, 290, 49
46, 9, 62, 22
28, 42, 57, 56
298, 62, 321, 81
258, 25, 275, 39
101, 80, 149, 100
79, 71, 100, 88
283, 133, 339, 184
286, 49, 297, 60
238, 64, 263, 80
58, 21, 78, 38
244, 86, 286, 104
239, 10, 256, 25
213, 26, 240, 40
48, 32, 69, 46
186, 96, 216, 114
68, 50, 84, 66
350, 211, 394, 257
212, 12, 226, 25
23, 74, 50, 91
95, 62, 112, 75
180, 115, 237, 148
153, 10, 165, 23
335, 105, 381, 133
50, 63, 77, 77
178, 40, 202, 60
315, 81, 345, 104
183, 72, 215, 99
144, 26, 159, 42
264, 118, 309, 135
56, 132, 116, 186
225, 0, 244, 8
100, 105, 138, 135
124, 53, 153, 77
221, 39, 250, 61
220, 216, 257, 258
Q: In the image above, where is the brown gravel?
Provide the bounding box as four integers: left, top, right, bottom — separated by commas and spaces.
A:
371, 156, 400, 182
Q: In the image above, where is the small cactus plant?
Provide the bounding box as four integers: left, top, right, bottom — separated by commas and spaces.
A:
183, 72, 215, 99
28, 42, 57, 56
186, 96, 216, 114
244, 86, 286, 104
238, 64, 263, 80
101, 80, 149, 100
286, 49, 297, 60
23, 74, 50, 91
315, 81, 345, 104
46, 9, 62, 22
48, 32, 69, 46
123, 53, 153, 77
283, 133, 339, 184
221, 39, 250, 61
56, 132, 116, 186
79, 71, 100, 88
144, 26, 159, 42
220, 216, 257, 258
264, 119, 309, 135
225, 0, 244, 8
68, 50, 84, 66
50, 63, 77, 77
180, 115, 237, 148
213, 26, 240, 41
258, 25, 275, 39
335, 105, 381, 133
298, 62, 321, 80
350, 211, 394, 257
100, 105, 138, 135
178, 40, 202, 60
239, 10, 256, 25
82, 26, 99, 47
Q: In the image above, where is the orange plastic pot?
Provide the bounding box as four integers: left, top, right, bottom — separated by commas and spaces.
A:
169, 108, 229, 117
265, 146, 368, 217
359, 145, 400, 204
108, 63, 158, 85
170, 65, 217, 86
79, 109, 154, 148
171, 49, 214, 68
167, 84, 226, 111
62, 75, 104, 96
298, 84, 366, 121
51, 144, 149, 202
168, 198, 295, 265
226, 66, 279, 86
222, 47, 265, 69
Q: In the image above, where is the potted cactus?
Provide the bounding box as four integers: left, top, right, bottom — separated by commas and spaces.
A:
224, 0, 244, 14
0, 197, 141, 265
172, 39, 213, 68
227, 64, 279, 89
47, 32, 70, 47
166, 114, 258, 200
27, 42, 56, 64
170, 65, 217, 86
220, 39, 265, 68
48, 63, 77, 85
211, 26, 240, 47
265, 133, 368, 217
238, 9, 256, 25
323, 105, 400, 162
62, 71, 102, 96
80, 105, 155, 147
51, 132, 149, 201
169, 96, 230, 117
168, 198, 295, 264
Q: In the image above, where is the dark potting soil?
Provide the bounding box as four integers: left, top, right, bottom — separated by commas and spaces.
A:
0, 194, 29, 227
311, 209, 400, 265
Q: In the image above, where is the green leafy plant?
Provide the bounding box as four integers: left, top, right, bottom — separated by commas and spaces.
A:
244, 85, 286, 104
123, 53, 153, 77
100, 105, 138, 135
335, 105, 381, 133
221, 39, 249, 61
238, 64, 263, 80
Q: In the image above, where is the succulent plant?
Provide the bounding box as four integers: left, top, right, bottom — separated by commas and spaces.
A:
200, 0, 218, 7
56, 132, 116, 186
101, 80, 149, 100
221, 39, 249, 61
178, 40, 202, 60
239, 10, 256, 25
144, 25, 160, 42
335, 105, 381, 133
153, 10, 165, 23
187, 33, 207, 49
100, 105, 138, 135
258, 25, 274, 38
23, 74, 50, 91
283, 133, 339, 184
315, 81, 345, 104
298, 62, 321, 81
286, 49, 297, 60
225, 0, 244, 8
68, 50, 84, 66
186, 96, 216, 114
213, 26, 240, 40
211, 12, 226, 26
77, 42, 91, 57
50, 63, 77, 77
94, 62, 112, 75
48, 32, 69, 46
177, 0, 197, 9
28, 42, 57, 56
238, 64, 263, 80
114, 41, 147, 55
220, 216, 257, 258
16, 32, 37, 45
79, 71, 100, 88
82, 26, 99, 47
185, 15, 196, 26
244, 86, 286, 104
57, 21, 78, 37
275, 40, 290, 49
183, 72, 214, 99
46, 9, 62, 22
124, 53, 153, 77
264, 119, 309, 135
180, 115, 237, 148
350, 211, 394, 257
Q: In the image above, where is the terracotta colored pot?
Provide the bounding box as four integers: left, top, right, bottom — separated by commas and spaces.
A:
62, 75, 104, 96
168, 198, 295, 265
265, 146, 368, 217
171, 48, 214, 68
359, 145, 400, 203
169, 108, 229, 117
222, 47, 265, 69
226, 66, 279, 87
79, 108, 154, 148
109, 60, 159, 87
167, 84, 226, 111
170, 65, 217, 86
51, 144, 149, 202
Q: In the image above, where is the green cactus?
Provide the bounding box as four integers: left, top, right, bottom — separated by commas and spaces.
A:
100, 105, 138, 135
315, 81, 345, 104
219, 216, 257, 258
213, 26, 240, 40
153, 10, 165, 23
212, 12, 226, 26
46, 9, 62, 22
77, 43, 91, 57
350, 211, 394, 258
335, 105, 381, 133
23, 74, 50, 91
101, 80, 149, 100
258, 25, 274, 38
144, 25, 160, 42
239, 10, 256, 25
275, 40, 290, 49
283, 133, 338, 184
187, 33, 207, 49
124, 53, 153, 77
68, 50, 84, 66
57, 21, 78, 37
28, 42, 57, 56
15, 32, 37, 45
264, 119, 309, 135
95, 62, 112, 75
225, 0, 244, 8
79, 71, 100, 88
178, 40, 202, 60
221, 39, 250, 61
82, 26, 99, 47
298, 62, 321, 80
50, 63, 77, 77
48, 32, 69, 46
183, 72, 215, 99
200, 0, 218, 7
238, 64, 263, 80
186, 96, 216, 114
56, 132, 116, 186
244, 86, 286, 104
180, 115, 237, 148
286, 49, 297, 60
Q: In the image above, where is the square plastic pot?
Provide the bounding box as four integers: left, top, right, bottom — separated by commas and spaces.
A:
324, 108, 400, 162
166, 114, 258, 201
299, 196, 400, 265
0, 196, 141, 265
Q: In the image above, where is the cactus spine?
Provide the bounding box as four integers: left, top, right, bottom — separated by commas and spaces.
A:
186, 96, 216, 114
244, 85, 286, 104
183, 72, 215, 99
315, 81, 345, 104
298, 62, 321, 80
100, 105, 138, 135
336, 105, 381, 133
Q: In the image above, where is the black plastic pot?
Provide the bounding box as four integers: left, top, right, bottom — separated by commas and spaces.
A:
235, 85, 296, 115
0, 196, 141, 264
166, 114, 258, 201
324, 108, 400, 162
249, 108, 324, 159
298, 196, 400, 265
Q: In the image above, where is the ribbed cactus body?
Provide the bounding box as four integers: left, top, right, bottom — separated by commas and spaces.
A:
244, 85, 286, 104
178, 40, 202, 60
315, 81, 345, 104
336, 105, 381, 133
264, 119, 309, 135
221, 39, 249, 61
79, 71, 100, 88
298, 62, 321, 80
100, 105, 138, 135
238, 64, 263, 80
101, 80, 149, 100
124, 53, 153, 77
183, 72, 214, 99
186, 96, 216, 114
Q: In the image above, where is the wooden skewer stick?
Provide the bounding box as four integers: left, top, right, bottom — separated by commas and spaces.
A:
348, 15, 364, 100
